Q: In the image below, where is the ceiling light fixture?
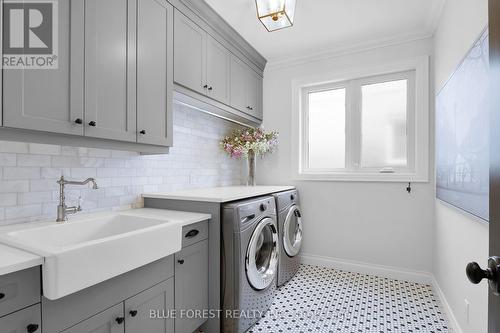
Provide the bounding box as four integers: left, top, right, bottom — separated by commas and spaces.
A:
255, 0, 296, 32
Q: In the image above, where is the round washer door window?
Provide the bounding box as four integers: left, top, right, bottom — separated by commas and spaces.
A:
246, 217, 279, 290
283, 205, 303, 257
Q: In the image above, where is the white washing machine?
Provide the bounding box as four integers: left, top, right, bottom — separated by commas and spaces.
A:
222, 196, 279, 333
273, 189, 303, 287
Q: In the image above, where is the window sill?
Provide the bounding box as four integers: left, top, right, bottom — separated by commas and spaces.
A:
294, 172, 429, 183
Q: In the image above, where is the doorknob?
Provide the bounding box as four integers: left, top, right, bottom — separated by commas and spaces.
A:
466, 256, 500, 295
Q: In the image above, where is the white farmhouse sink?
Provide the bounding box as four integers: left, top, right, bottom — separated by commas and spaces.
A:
0, 213, 183, 300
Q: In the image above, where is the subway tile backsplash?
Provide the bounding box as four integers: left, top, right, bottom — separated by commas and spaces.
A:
0, 104, 243, 225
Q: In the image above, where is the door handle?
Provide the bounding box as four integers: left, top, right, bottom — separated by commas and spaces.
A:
466, 256, 500, 295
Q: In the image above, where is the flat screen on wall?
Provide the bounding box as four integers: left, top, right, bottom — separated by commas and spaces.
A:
436, 28, 489, 221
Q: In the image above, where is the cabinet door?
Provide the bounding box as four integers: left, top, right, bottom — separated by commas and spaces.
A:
0, 303, 41, 333
206, 35, 231, 105
137, 0, 173, 146
62, 303, 124, 333
2, 0, 84, 135
175, 239, 209, 333
246, 70, 263, 120
125, 278, 174, 333
229, 55, 248, 113
84, 0, 136, 142
174, 11, 206, 95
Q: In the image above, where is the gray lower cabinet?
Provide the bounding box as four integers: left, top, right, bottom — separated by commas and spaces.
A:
174, 239, 209, 333
0, 267, 40, 318
0, 303, 41, 333
125, 278, 174, 333
62, 303, 124, 333
137, 0, 174, 146
2, 0, 84, 135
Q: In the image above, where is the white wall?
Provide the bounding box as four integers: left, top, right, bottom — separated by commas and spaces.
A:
433, 1, 489, 332
0, 103, 243, 226
259, 38, 435, 273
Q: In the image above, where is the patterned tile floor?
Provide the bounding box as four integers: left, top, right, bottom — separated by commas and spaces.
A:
249, 265, 449, 333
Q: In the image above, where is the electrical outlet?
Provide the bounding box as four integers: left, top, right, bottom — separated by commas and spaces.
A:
464, 299, 470, 324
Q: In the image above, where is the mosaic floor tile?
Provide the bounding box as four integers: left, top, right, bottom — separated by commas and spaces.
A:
249, 265, 449, 333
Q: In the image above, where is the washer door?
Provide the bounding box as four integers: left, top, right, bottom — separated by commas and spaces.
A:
283, 205, 303, 257
246, 217, 279, 290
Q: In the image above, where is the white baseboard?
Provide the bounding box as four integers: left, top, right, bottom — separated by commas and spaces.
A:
299, 253, 433, 284
299, 253, 463, 333
430, 277, 463, 333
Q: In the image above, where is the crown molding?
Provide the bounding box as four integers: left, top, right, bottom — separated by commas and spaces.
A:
265, 30, 434, 72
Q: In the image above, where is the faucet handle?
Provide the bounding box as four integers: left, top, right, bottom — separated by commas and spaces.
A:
77, 197, 83, 211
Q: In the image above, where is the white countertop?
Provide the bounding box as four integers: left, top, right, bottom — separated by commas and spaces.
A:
0, 244, 43, 276
0, 208, 211, 277
142, 185, 296, 203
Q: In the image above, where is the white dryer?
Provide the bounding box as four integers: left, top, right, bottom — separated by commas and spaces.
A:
273, 189, 303, 287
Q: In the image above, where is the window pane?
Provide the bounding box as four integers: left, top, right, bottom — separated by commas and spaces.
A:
361, 79, 408, 168
308, 88, 346, 169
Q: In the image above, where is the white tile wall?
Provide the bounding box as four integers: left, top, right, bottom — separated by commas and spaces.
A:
0, 104, 243, 225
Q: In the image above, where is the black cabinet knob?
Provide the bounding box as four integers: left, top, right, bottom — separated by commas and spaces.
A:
0, 292, 5, 300
115, 317, 125, 324
203, 84, 208, 89
139, 130, 146, 135
177, 259, 185, 265
26, 324, 39, 333
74, 118, 83, 124
129, 310, 138, 317
290, 194, 295, 200
208, 86, 213, 91
260, 203, 267, 212
88, 121, 97, 127
185, 229, 199, 238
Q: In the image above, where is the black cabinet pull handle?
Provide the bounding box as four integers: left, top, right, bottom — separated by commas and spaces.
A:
0, 292, 5, 300
129, 310, 138, 317
26, 324, 39, 333
88, 121, 96, 127
185, 229, 199, 238
74, 118, 83, 124
177, 259, 185, 265
115, 317, 125, 324
139, 130, 146, 135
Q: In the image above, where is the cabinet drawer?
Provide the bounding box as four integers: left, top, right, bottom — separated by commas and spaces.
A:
0, 303, 41, 333
181, 221, 208, 248
0, 267, 40, 318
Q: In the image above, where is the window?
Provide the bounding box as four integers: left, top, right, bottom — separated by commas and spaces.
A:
293, 58, 429, 182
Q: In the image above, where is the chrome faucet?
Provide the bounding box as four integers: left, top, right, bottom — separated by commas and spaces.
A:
56, 176, 98, 222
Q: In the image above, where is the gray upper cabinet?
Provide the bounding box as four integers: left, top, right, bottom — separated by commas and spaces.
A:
62, 303, 124, 333
230, 55, 263, 119
2, 0, 84, 135
206, 35, 231, 105
137, 0, 174, 146
84, 0, 137, 142
125, 278, 174, 333
174, 11, 206, 95
174, 239, 209, 333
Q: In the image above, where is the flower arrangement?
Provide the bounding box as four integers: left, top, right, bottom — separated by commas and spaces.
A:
220, 127, 279, 159
220, 127, 279, 186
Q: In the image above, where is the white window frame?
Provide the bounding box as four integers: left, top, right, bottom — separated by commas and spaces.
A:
291, 56, 429, 182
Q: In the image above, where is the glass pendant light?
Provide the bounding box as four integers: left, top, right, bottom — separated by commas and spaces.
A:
255, 0, 297, 32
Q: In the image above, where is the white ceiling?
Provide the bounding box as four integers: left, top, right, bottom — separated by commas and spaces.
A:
204, 0, 445, 64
